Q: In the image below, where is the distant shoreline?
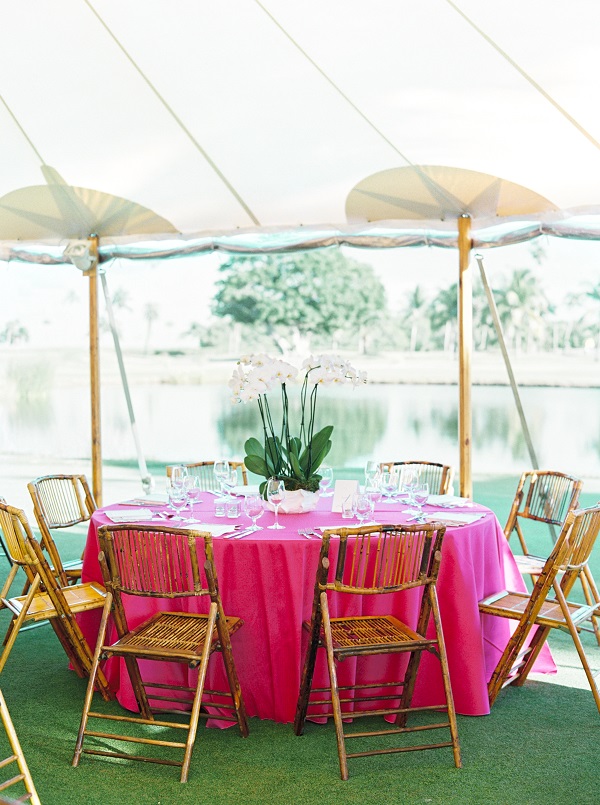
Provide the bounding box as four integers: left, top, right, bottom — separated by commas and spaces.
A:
2, 346, 598, 389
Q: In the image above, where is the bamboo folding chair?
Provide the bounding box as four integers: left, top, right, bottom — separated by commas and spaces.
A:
28, 474, 97, 586
73, 524, 248, 783
0, 502, 111, 700
294, 523, 461, 780
379, 462, 454, 495
166, 461, 248, 491
0, 687, 41, 805
480, 505, 600, 713
502, 470, 600, 644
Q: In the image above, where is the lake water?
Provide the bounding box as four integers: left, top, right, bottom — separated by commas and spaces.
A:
2, 382, 599, 480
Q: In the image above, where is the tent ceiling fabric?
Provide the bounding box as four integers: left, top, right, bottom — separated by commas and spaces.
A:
345, 165, 559, 224
2, 0, 600, 262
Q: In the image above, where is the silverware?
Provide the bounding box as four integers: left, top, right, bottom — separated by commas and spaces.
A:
231, 527, 258, 540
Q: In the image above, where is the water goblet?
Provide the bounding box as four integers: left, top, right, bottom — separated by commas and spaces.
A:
167, 483, 188, 521
380, 470, 399, 503
400, 467, 420, 506
184, 475, 202, 521
318, 465, 334, 497
365, 481, 383, 510
213, 460, 231, 496
413, 482, 430, 522
244, 494, 264, 531
266, 478, 286, 530
170, 464, 186, 489
353, 493, 374, 525
222, 466, 239, 498
364, 460, 380, 487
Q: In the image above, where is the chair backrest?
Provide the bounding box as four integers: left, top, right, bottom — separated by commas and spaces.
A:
557, 504, 600, 596
28, 474, 96, 530
379, 461, 454, 495
505, 470, 582, 531
319, 523, 446, 596
0, 502, 39, 590
166, 461, 248, 490
98, 524, 218, 600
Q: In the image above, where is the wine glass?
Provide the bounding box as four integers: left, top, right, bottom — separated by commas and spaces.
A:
222, 466, 239, 498
170, 464, 186, 489
413, 482, 430, 522
353, 493, 374, 525
213, 460, 231, 496
266, 478, 286, 530
167, 482, 188, 521
400, 467, 420, 506
244, 494, 264, 531
184, 475, 202, 521
380, 470, 399, 503
318, 465, 334, 497
364, 460, 380, 487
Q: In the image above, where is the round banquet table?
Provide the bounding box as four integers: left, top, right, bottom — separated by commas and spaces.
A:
78, 492, 555, 724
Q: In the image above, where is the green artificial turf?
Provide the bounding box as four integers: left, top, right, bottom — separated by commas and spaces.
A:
0, 475, 598, 804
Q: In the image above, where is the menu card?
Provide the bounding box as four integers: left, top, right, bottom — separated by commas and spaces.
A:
331, 480, 359, 513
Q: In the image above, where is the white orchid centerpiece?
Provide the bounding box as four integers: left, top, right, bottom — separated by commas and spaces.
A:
229, 353, 367, 495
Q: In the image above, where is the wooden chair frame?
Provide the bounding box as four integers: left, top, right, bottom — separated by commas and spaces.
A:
166, 461, 248, 491
0, 502, 111, 699
480, 505, 600, 713
0, 688, 41, 805
28, 474, 97, 586
294, 523, 461, 780
379, 461, 454, 495
73, 524, 248, 783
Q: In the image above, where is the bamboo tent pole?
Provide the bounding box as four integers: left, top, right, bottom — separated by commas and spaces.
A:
458, 214, 473, 498
85, 236, 102, 505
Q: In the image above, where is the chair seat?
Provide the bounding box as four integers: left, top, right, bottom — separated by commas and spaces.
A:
4, 582, 107, 622
105, 611, 243, 663
304, 614, 435, 655
479, 590, 596, 629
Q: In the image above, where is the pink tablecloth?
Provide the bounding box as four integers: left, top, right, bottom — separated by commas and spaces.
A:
79, 494, 555, 722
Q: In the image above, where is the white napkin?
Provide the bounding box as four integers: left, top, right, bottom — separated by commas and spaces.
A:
426, 494, 472, 508
424, 512, 485, 526
119, 495, 168, 506
105, 508, 154, 523
194, 523, 239, 536
230, 484, 261, 497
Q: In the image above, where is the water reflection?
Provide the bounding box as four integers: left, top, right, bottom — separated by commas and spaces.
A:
1, 381, 599, 478
218, 393, 387, 467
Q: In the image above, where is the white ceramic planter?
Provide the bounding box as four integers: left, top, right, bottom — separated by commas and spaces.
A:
267, 489, 320, 514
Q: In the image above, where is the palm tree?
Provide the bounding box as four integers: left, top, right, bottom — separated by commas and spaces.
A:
430, 284, 457, 352
143, 303, 159, 354
493, 269, 549, 354
402, 286, 430, 351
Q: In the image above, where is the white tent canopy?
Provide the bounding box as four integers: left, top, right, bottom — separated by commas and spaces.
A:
1, 0, 600, 260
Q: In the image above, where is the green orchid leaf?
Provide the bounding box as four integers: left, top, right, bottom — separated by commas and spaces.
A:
308, 440, 332, 476
299, 425, 333, 473
244, 454, 270, 477
289, 451, 305, 481
244, 437, 264, 457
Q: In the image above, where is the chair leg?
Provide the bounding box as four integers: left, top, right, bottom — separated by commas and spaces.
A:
0, 689, 41, 805
320, 593, 349, 781
72, 598, 115, 768
429, 587, 461, 768
215, 610, 248, 738
0, 579, 42, 674
180, 603, 218, 783
293, 614, 323, 736
580, 568, 600, 646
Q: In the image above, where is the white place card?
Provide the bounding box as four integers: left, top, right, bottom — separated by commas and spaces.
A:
331, 480, 359, 513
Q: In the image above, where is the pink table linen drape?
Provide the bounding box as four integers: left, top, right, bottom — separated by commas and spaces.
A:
78, 494, 555, 724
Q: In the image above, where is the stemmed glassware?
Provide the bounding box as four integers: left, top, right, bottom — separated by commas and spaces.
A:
222, 466, 239, 498
266, 478, 286, 530
244, 494, 265, 531
364, 460, 380, 488
318, 466, 334, 497
353, 492, 374, 525
170, 464, 186, 490
183, 475, 202, 522
400, 467, 420, 506
213, 460, 231, 496
167, 482, 188, 521
380, 469, 399, 503
412, 482, 430, 522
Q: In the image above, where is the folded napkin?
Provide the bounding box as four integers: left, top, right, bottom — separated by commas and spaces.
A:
424, 512, 485, 527
230, 484, 261, 497
195, 523, 239, 536
426, 494, 472, 508
119, 495, 168, 506
105, 508, 154, 523
318, 520, 380, 532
